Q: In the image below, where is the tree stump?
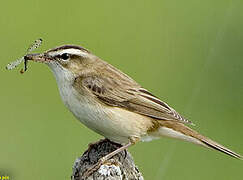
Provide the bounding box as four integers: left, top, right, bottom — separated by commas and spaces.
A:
71, 139, 144, 180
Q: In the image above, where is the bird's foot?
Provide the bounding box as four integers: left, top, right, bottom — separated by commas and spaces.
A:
83, 157, 106, 177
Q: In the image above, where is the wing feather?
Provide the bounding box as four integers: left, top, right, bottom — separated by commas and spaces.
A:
75, 75, 192, 124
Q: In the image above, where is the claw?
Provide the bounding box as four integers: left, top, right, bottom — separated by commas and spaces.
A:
83, 158, 106, 177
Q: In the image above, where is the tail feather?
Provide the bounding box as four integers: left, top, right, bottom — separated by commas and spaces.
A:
200, 137, 242, 160
158, 121, 242, 160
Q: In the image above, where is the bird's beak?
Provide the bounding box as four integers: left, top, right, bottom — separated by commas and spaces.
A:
24, 53, 52, 63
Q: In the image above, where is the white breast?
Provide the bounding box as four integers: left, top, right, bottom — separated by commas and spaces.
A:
48, 63, 109, 132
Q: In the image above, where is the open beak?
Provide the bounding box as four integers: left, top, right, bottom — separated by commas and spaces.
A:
24, 53, 52, 63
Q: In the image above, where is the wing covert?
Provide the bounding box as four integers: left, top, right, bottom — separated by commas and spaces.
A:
75, 75, 192, 124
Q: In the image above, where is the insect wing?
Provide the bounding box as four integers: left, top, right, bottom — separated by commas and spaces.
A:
27, 38, 42, 53
6, 38, 43, 72
6, 57, 25, 70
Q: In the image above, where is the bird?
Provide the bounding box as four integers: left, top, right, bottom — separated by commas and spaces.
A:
24, 44, 242, 174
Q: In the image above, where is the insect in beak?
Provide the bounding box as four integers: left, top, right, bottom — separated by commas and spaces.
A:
6, 38, 43, 74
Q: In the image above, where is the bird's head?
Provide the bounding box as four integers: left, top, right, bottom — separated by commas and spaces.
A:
24, 45, 100, 81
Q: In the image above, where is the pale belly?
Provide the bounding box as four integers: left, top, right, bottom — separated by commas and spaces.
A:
59, 85, 154, 144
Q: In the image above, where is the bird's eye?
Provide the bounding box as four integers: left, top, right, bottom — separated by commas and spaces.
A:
60, 53, 70, 60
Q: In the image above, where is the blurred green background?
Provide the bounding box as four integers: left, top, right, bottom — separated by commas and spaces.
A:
1, 0, 242, 179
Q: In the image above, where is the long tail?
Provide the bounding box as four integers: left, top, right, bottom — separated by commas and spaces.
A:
198, 136, 242, 159
158, 121, 242, 159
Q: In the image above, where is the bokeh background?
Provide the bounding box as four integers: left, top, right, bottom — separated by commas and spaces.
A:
1, 0, 243, 179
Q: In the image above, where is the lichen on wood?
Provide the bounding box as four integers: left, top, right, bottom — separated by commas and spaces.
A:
71, 139, 144, 180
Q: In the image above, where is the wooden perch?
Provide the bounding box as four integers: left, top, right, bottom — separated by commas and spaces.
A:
71, 139, 144, 180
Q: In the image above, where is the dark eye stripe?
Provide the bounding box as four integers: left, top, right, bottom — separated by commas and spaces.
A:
54, 53, 84, 61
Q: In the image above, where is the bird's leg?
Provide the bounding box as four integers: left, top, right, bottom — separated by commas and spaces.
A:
83, 138, 138, 177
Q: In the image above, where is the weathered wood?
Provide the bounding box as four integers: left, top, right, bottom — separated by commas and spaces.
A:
71, 139, 144, 180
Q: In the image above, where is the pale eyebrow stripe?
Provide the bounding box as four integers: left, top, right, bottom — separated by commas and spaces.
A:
49, 48, 89, 57
47, 45, 90, 53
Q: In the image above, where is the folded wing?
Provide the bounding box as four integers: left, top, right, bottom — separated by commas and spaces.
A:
73, 74, 192, 125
